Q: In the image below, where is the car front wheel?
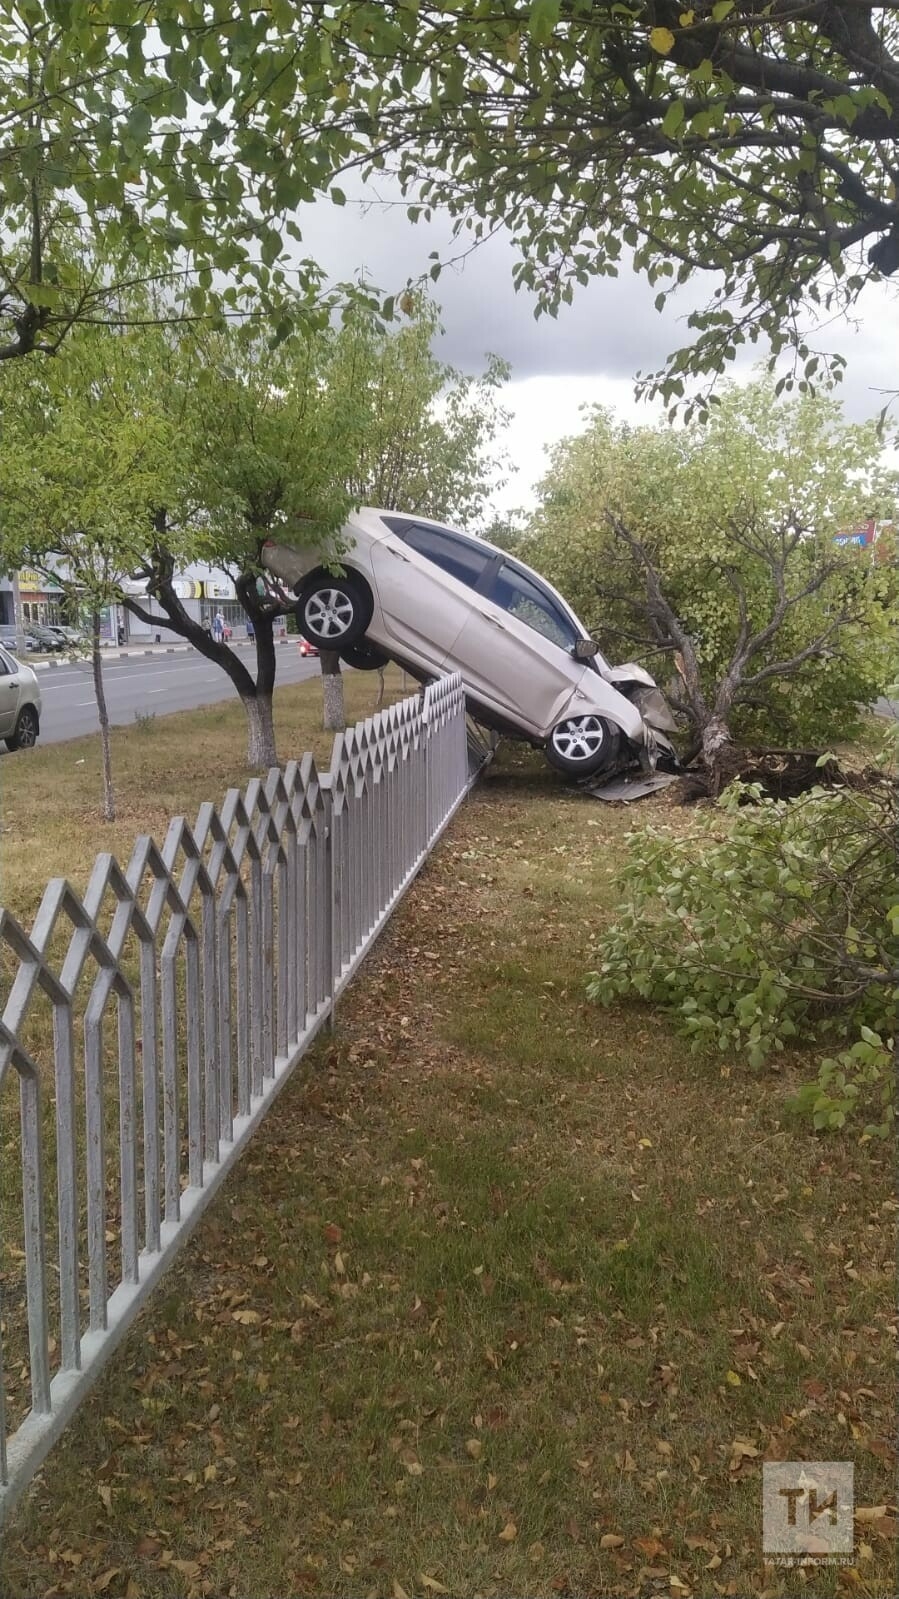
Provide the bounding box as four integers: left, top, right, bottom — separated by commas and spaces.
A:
6, 705, 39, 751
297, 574, 372, 649
545, 714, 620, 778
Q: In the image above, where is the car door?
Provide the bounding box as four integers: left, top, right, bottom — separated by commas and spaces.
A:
369, 520, 494, 669
0, 647, 20, 736
449, 560, 586, 735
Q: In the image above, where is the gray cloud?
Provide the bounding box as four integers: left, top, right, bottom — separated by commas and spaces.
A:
298, 193, 701, 381
297, 190, 899, 426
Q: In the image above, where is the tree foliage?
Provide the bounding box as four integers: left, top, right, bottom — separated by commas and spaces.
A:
7, 4, 899, 394
282, 1, 899, 406
526, 381, 899, 752
335, 299, 510, 523
0, 2, 375, 356
0, 296, 510, 762
587, 766, 898, 1137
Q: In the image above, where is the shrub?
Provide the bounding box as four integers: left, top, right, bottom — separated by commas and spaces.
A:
587, 765, 897, 1136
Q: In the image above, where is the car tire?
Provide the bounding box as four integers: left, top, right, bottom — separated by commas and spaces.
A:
544, 714, 620, 778
296, 573, 373, 650
6, 705, 39, 751
340, 641, 390, 672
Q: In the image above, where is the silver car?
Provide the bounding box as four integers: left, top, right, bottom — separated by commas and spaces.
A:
262, 508, 677, 781
0, 645, 42, 751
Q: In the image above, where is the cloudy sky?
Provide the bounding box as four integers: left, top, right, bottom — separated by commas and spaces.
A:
297, 188, 899, 521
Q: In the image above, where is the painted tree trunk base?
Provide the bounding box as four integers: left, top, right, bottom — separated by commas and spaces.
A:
320, 651, 346, 732
244, 694, 278, 768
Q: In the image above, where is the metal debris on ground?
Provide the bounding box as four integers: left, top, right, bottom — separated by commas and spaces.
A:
581, 772, 680, 803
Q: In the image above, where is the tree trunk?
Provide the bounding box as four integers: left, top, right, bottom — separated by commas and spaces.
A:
244, 693, 278, 768
91, 610, 115, 822
320, 650, 346, 732
375, 666, 386, 710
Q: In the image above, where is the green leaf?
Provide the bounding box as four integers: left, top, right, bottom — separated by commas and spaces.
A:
662, 100, 686, 138
529, 0, 561, 45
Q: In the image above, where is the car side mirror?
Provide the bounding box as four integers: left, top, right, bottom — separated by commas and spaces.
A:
573, 638, 600, 660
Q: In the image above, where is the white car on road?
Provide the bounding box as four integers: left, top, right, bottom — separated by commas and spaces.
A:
0, 645, 42, 751
262, 508, 677, 781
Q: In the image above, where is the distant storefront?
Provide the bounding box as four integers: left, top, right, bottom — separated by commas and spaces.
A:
4, 569, 65, 627
201, 577, 244, 632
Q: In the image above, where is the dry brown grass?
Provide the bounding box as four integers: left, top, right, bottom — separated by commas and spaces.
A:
1, 743, 894, 1599
0, 666, 409, 927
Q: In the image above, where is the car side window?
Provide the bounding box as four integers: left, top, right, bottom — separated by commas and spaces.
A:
487, 562, 579, 651
400, 523, 492, 589
0, 648, 12, 676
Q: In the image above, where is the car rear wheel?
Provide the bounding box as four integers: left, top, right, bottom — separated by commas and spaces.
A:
340, 641, 390, 671
6, 705, 39, 751
297, 574, 372, 649
545, 714, 620, 778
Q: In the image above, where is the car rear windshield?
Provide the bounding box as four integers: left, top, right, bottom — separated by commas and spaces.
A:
488, 562, 579, 650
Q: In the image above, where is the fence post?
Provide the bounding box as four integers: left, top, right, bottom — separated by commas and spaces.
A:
320, 775, 336, 1031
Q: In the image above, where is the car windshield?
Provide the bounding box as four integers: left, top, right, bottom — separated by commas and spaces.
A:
487, 562, 580, 651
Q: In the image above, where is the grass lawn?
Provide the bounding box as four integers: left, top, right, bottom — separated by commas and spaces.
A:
0, 664, 410, 927
0, 741, 895, 1598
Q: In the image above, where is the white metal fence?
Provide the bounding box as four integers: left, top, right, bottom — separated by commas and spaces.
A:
0, 674, 474, 1522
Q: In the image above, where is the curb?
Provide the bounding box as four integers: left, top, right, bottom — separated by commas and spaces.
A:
29, 639, 292, 670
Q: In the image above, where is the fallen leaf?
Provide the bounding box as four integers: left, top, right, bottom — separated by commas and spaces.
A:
634, 1537, 667, 1558
600, 1533, 625, 1549
498, 1521, 518, 1543
465, 1438, 483, 1460
231, 1309, 260, 1325
93, 1570, 121, 1593
97, 1484, 113, 1512
528, 1542, 545, 1564
323, 1224, 343, 1244
419, 1577, 449, 1593
392, 1583, 409, 1599
725, 1370, 741, 1386
170, 1560, 201, 1579
855, 1505, 888, 1522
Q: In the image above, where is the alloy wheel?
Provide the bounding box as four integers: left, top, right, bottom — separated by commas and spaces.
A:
550, 715, 607, 764
304, 588, 356, 642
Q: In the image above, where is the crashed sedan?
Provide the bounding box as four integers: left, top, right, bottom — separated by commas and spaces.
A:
262, 509, 678, 782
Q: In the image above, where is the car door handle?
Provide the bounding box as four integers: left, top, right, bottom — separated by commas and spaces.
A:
386, 545, 410, 561
486, 614, 509, 630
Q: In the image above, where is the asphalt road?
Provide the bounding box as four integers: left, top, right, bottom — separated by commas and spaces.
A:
26, 645, 322, 747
